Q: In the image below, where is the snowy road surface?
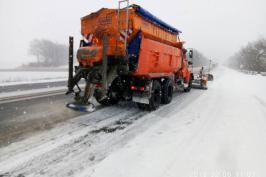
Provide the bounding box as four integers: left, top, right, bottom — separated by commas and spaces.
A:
0, 67, 266, 177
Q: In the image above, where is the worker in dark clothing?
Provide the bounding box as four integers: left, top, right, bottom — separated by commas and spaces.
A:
80, 34, 93, 47
199, 66, 204, 77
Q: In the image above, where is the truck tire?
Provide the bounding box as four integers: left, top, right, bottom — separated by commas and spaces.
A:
161, 79, 173, 104
146, 80, 161, 111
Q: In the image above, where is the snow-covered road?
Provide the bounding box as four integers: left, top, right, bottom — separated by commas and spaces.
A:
0, 67, 266, 177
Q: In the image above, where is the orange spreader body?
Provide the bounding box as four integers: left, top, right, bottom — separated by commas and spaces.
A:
78, 6, 189, 79
133, 35, 183, 78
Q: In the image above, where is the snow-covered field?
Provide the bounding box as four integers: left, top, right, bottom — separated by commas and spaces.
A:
0, 71, 67, 86
0, 67, 266, 177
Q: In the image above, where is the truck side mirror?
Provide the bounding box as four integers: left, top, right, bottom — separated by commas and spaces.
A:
188, 50, 193, 59
188, 61, 193, 65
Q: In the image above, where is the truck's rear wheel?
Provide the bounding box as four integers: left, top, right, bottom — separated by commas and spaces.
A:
146, 80, 161, 111
161, 79, 173, 104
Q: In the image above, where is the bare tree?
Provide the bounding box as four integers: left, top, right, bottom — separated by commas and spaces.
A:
227, 38, 266, 72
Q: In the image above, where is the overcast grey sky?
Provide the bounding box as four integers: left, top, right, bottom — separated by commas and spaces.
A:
0, 0, 265, 68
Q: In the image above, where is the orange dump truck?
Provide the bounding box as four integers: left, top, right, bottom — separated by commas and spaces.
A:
67, 2, 194, 111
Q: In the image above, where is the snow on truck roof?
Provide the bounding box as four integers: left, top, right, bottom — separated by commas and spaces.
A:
132, 4, 181, 34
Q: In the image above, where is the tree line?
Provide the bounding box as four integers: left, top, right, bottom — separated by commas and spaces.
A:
27, 39, 68, 67
227, 38, 266, 72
